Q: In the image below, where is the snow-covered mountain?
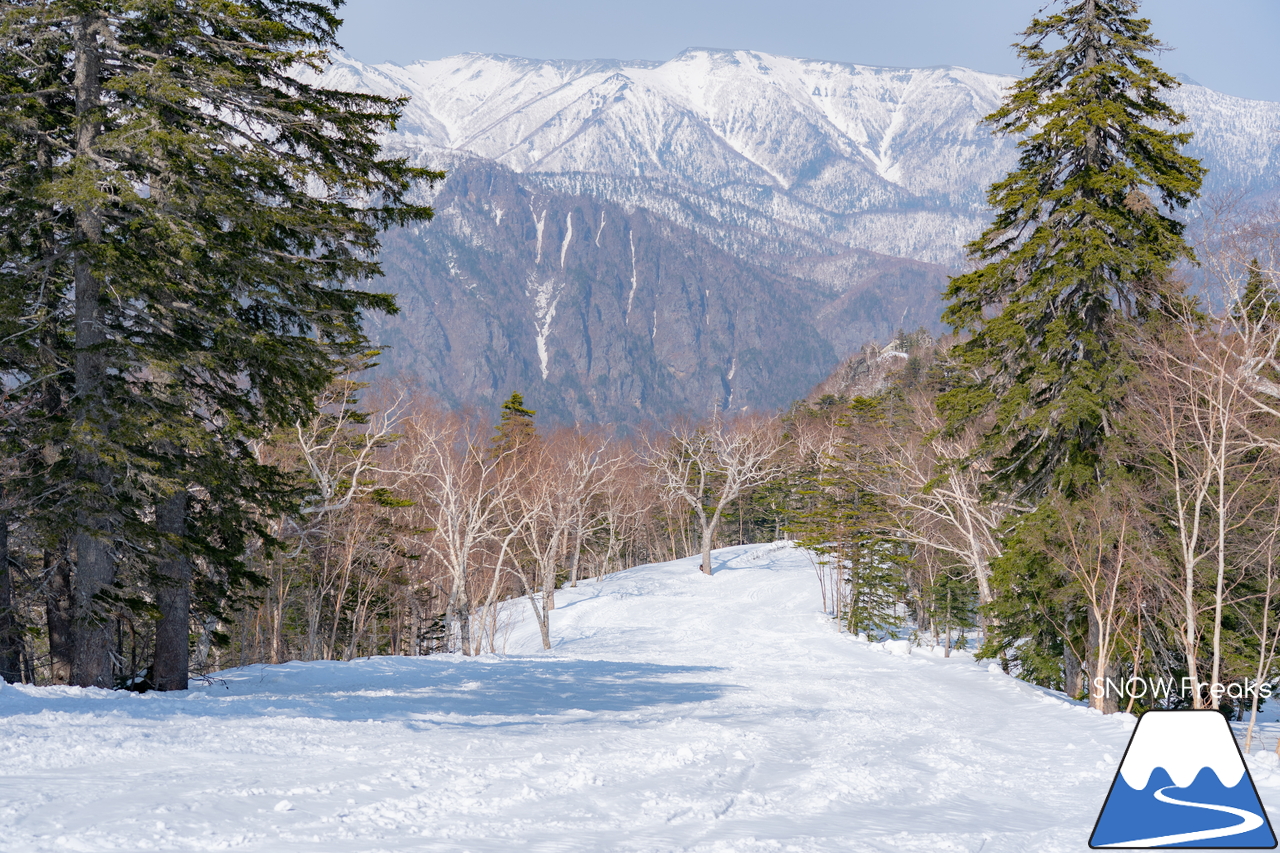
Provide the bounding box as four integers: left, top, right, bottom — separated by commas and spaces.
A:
312, 50, 1280, 424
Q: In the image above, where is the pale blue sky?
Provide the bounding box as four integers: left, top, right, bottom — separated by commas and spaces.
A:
335, 0, 1280, 102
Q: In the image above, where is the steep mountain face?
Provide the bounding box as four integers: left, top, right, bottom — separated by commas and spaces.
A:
314, 49, 1280, 423
364, 157, 951, 423
367, 160, 836, 423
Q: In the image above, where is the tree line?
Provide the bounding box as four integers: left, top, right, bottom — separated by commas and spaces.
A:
0, 0, 438, 690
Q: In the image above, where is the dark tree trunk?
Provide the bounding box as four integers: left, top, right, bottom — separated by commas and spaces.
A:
1101, 660, 1120, 715
45, 548, 72, 684
1064, 610, 1083, 699
568, 527, 582, 588
71, 524, 115, 688
68, 11, 117, 690
0, 513, 21, 683
1064, 640, 1083, 700
914, 593, 930, 635
152, 491, 191, 691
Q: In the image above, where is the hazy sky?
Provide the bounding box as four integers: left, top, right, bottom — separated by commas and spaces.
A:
335, 0, 1279, 102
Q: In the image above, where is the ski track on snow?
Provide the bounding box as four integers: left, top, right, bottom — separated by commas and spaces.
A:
4, 543, 1280, 852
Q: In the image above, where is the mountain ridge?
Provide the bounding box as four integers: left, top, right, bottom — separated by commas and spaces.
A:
308, 49, 1280, 424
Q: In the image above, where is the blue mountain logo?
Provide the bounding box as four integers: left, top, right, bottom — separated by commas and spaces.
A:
1091, 710, 1277, 848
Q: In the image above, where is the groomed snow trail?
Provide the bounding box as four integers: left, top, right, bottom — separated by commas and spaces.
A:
3, 543, 1278, 852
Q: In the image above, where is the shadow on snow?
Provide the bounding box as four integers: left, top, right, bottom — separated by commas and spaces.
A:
0, 657, 740, 723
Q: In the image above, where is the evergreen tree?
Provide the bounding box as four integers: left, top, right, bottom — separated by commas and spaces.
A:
1235, 261, 1278, 328
0, 1, 440, 688
941, 0, 1203, 498
0, 508, 17, 682
909, 549, 979, 656
491, 393, 538, 458
930, 567, 979, 654
789, 398, 908, 638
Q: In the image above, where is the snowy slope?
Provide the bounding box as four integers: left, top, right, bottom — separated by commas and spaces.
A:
8, 544, 1280, 851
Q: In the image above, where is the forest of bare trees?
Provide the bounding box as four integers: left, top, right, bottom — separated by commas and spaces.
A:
0, 384, 805, 682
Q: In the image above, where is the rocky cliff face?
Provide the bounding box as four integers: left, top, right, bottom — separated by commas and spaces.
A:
314, 49, 1280, 424
365, 156, 952, 423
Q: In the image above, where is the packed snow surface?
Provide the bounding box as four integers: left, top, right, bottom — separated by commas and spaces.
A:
5, 543, 1280, 851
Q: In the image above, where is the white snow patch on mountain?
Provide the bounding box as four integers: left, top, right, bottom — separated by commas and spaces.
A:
626, 230, 639, 316
560, 210, 574, 268
527, 273, 561, 380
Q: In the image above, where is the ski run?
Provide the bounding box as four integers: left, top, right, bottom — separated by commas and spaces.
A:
5, 542, 1280, 852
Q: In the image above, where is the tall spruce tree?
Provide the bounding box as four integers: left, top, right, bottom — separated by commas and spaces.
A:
491, 392, 538, 458
0, 1, 440, 688
941, 0, 1203, 498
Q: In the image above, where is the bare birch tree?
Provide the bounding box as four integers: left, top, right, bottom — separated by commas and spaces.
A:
865, 390, 1018, 614
505, 430, 628, 649
1129, 305, 1275, 709
1022, 488, 1149, 713
1237, 497, 1280, 751
556, 429, 629, 589
507, 448, 569, 651
392, 404, 519, 654
254, 379, 406, 663
592, 458, 650, 580
649, 414, 787, 575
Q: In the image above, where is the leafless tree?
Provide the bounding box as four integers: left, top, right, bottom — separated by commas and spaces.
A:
1128, 299, 1275, 709
1023, 488, 1149, 713
590, 457, 650, 580
864, 390, 1020, 613
1236, 497, 1280, 751
504, 429, 629, 649
290, 381, 407, 535
648, 414, 787, 575
555, 429, 629, 589
390, 403, 520, 655
506, 449, 566, 651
